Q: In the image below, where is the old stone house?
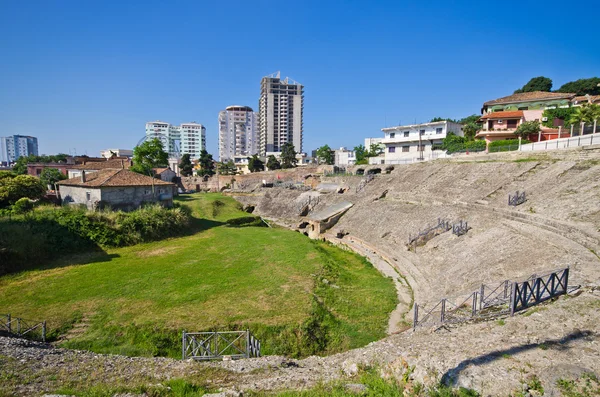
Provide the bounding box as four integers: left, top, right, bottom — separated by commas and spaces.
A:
57, 169, 175, 211
153, 167, 177, 182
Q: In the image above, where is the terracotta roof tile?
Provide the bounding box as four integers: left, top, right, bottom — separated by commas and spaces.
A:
483, 91, 576, 106
573, 95, 600, 103
71, 159, 132, 170
480, 111, 524, 119
58, 169, 174, 188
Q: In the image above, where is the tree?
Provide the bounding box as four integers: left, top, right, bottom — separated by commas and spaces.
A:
367, 143, 384, 157
569, 103, 600, 133
178, 154, 193, 177
514, 76, 553, 94
217, 160, 237, 175
556, 78, 600, 96
248, 155, 265, 173
197, 150, 215, 176
459, 114, 482, 125
514, 121, 541, 139
463, 123, 480, 141
12, 154, 69, 175
131, 138, 168, 176
430, 117, 458, 123
280, 143, 297, 169
40, 168, 67, 187
315, 145, 334, 165
354, 144, 368, 165
266, 155, 281, 170
0, 175, 46, 207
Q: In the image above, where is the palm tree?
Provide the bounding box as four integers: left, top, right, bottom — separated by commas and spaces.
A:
569, 103, 599, 135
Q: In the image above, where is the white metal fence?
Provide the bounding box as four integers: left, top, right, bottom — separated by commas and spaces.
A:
520, 132, 600, 152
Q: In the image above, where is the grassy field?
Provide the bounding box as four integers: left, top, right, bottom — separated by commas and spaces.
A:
0, 193, 396, 358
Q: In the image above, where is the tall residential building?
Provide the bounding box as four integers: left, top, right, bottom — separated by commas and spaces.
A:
0, 135, 39, 164
258, 72, 304, 155
218, 105, 258, 162
144, 121, 206, 159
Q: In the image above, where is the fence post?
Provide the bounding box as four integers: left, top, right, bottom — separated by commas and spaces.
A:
182, 331, 186, 360
510, 282, 518, 316
413, 303, 418, 331
246, 329, 251, 358
563, 267, 569, 295
440, 299, 446, 324
472, 292, 478, 317
480, 285, 485, 310
42, 321, 46, 342
6, 314, 10, 334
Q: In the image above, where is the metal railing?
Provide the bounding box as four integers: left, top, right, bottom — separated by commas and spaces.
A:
182, 330, 261, 360
508, 191, 527, 206
413, 267, 569, 330
0, 314, 47, 342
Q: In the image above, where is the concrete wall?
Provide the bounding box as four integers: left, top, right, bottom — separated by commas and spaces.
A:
101, 186, 173, 210
59, 185, 102, 210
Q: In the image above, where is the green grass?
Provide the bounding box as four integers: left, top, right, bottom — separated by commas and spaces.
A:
0, 193, 396, 358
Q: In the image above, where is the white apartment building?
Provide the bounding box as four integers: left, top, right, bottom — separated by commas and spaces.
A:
0, 135, 39, 164
259, 72, 304, 155
218, 105, 258, 162
334, 147, 356, 166
145, 121, 206, 160
100, 149, 133, 158
381, 121, 463, 163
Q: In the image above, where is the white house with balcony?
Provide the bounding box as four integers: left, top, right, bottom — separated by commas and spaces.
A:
334, 147, 356, 166
381, 121, 463, 163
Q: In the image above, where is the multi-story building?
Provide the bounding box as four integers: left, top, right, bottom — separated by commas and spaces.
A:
258, 72, 304, 156
145, 121, 206, 159
218, 105, 258, 162
334, 147, 356, 166
381, 121, 463, 163
0, 135, 39, 165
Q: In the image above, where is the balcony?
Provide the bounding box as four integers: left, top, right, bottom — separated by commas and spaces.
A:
381, 132, 446, 144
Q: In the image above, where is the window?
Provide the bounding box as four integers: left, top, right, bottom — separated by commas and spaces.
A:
402, 146, 410, 152
389, 132, 395, 138
436, 127, 443, 134
158, 189, 165, 194
497, 120, 503, 124
420, 130, 425, 135
86, 192, 91, 201
404, 131, 410, 137
388, 146, 396, 153
145, 189, 152, 195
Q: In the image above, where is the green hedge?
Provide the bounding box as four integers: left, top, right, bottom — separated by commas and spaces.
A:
488, 139, 531, 153
0, 205, 191, 275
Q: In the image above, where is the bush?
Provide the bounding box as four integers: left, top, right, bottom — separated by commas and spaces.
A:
489, 139, 531, 153
225, 216, 265, 227
0, 205, 191, 275
12, 198, 34, 213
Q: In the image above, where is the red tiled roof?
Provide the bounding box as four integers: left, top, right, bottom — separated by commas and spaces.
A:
573, 95, 600, 104
58, 169, 174, 188
152, 167, 172, 174
71, 159, 132, 170
483, 91, 576, 106
480, 111, 524, 119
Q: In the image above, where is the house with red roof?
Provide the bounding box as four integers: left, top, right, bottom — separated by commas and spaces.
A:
57, 169, 175, 211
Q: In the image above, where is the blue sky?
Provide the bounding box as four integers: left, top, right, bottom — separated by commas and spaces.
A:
1, 0, 599, 157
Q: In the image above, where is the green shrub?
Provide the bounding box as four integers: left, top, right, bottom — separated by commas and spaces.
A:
225, 216, 265, 227
0, 205, 191, 275
489, 139, 531, 153
12, 197, 34, 213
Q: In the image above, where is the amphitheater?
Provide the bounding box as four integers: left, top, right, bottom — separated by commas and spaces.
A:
219, 147, 600, 395
3, 147, 600, 396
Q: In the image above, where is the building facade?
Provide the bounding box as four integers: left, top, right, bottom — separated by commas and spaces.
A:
381, 121, 463, 163
145, 121, 206, 159
0, 135, 39, 164
218, 105, 259, 162
334, 147, 356, 166
259, 72, 304, 156
100, 149, 133, 158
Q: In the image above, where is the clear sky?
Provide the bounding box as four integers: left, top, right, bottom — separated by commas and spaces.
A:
1, 0, 598, 157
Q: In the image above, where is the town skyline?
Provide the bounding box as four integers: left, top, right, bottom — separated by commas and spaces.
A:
1, 0, 598, 157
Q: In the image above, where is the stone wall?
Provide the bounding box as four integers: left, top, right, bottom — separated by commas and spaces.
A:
59, 185, 101, 210
58, 185, 173, 211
